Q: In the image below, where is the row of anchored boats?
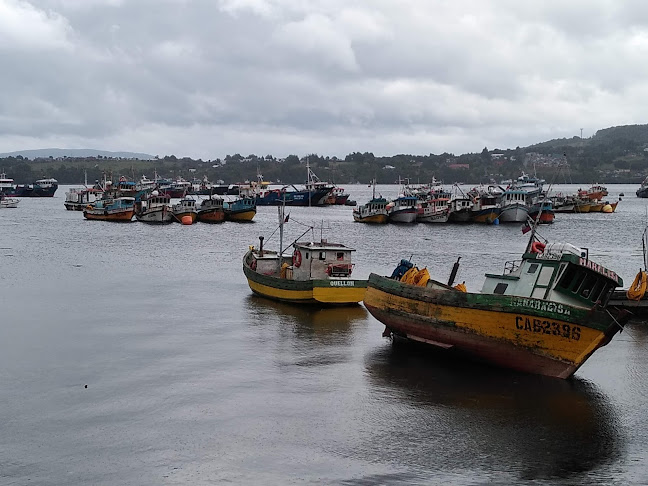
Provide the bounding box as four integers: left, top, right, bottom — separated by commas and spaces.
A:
353, 177, 617, 225
243, 199, 630, 380
80, 193, 256, 223
65, 178, 256, 223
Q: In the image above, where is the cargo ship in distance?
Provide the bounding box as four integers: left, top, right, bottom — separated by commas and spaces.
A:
0, 173, 58, 197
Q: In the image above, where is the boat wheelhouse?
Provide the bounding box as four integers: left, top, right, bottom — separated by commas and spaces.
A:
0, 172, 15, 194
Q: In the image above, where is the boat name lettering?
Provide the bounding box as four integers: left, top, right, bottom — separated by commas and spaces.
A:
512, 298, 571, 316
330, 280, 355, 287
515, 316, 581, 341
578, 258, 619, 284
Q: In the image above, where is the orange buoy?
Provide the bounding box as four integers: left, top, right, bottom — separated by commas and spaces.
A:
181, 215, 193, 225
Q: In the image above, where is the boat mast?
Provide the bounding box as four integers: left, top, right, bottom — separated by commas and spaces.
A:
278, 195, 285, 269
307, 157, 312, 207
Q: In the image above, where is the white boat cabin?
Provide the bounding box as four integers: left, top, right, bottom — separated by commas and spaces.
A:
481, 242, 622, 309
251, 239, 356, 281
291, 241, 355, 280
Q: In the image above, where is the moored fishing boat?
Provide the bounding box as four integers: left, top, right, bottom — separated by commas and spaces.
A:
529, 199, 554, 224
83, 197, 135, 221
197, 196, 225, 223
417, 197, 450, 223
447, 197, 473, 223
224, 196, 256, 221
64, 187, 103, 211
353, 197, 389, 223
363, 233, 629, 379
578, 184, 608, 201
498, 189, 529, 222
573, 199, 592, 213
468, 188, 500, 224
243, 205, 367, 305
353, 180, 389, 224
387, 196, 418, 223
171, 197, 198, 224
134, 191, 173, 224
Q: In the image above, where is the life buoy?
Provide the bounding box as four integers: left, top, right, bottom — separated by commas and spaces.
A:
530, 241, 546, 254
293, 249, 302, 267
250, 259, 257, 271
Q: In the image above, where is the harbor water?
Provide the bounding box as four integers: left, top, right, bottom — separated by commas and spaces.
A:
2, 183, 648, 485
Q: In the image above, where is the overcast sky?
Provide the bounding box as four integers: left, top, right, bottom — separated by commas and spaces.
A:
2, 0, 647, 160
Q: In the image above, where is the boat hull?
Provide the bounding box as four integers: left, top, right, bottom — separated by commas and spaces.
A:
226, 209, 256, 221
243, 253, 366, 305
388, 208, 417, 223
9, 185, 57, 197
498, 204, 528, 222
135, 207, 173, 224
197, 209, 225, 223
172, 211, 197, 223
447, 209, 472, 223
353, 213, 388, 224
83, 208, 134, 221
470, 208, 500, 224
363, 274, 622, 379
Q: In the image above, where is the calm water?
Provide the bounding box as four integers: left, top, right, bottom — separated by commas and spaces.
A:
1, 183, 648, 485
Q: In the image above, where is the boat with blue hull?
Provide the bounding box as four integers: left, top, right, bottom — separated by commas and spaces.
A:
224, 196, 256, 221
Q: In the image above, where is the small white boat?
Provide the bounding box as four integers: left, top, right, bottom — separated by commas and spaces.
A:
0, 195, 19, 208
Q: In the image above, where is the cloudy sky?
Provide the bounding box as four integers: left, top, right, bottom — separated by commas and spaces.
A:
1, 0, 647, 160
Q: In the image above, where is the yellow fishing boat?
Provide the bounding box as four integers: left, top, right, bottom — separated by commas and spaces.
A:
243, 205, 366, 305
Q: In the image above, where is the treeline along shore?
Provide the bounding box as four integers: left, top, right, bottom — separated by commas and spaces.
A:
4, 123, 648, 185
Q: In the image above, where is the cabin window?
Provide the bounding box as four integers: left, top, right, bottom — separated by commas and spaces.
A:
527, 264, 539, 274
494, 283, 508, 294
589, 279, 606, 303
305, 252, 309, 260
536, 266, 554, 287
578, 273, 598, 298
558, 266, 577, 289
319, 252, 326, 260
336, 252, 344, 261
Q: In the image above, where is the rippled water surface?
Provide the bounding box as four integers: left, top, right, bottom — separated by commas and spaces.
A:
2, 183, 648, 485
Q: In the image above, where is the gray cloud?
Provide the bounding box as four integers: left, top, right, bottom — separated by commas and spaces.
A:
0, 0, 646, 159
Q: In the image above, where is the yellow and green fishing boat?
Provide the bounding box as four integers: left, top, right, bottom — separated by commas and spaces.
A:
364, 235, 629, 379
243, 205, 367, 305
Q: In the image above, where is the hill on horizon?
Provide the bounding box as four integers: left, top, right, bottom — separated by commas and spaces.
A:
0, 148, 155, 160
